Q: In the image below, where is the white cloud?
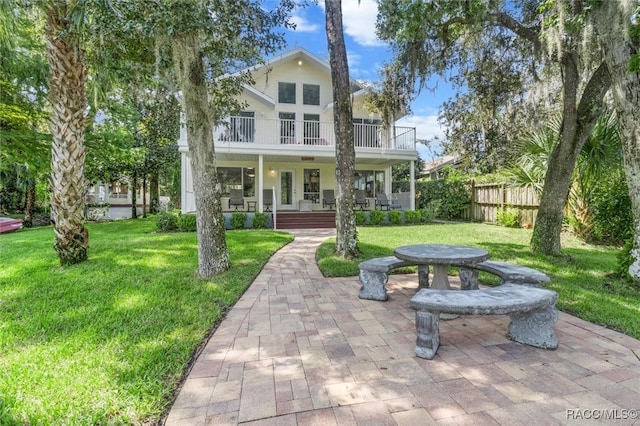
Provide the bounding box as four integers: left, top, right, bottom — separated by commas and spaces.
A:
290, 13, 320, 32
396, 114, 446, 161
341, 0, 384, 47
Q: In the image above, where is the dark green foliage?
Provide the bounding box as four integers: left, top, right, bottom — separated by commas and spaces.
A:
355, 211, 367, 225
251, 212, 269, 229
404, 210, 421, 224
388, 210, 402, 225
369, 209, 386, 225
417, 178, 470, 219
178, 214, 197, 232
588, 170, 633, 245
420, 206, 436, 223
616, 238, 636, 283
496, 207, 520, 228
155, 211, 178, 232
230, 212, 247, 229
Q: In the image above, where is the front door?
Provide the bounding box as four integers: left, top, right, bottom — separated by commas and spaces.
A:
279, 170, 296, 210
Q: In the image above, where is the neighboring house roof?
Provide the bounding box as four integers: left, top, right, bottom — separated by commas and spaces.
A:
423, 155, 463, 177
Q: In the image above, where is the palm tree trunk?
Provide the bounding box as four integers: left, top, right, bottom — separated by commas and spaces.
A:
45, 3, 89, 265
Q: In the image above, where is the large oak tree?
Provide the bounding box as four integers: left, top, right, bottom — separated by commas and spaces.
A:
377, 0, 611, 256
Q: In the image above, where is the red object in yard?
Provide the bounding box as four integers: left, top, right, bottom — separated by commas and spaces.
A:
0, 217, 23, 234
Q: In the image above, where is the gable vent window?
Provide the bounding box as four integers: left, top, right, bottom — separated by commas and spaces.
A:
278, 82, 296, 104
303, 84, 320, 105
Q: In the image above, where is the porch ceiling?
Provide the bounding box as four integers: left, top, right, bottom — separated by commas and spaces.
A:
215, 152, 416, 166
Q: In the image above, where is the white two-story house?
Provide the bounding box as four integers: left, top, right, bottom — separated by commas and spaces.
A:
178, 48, 418, 218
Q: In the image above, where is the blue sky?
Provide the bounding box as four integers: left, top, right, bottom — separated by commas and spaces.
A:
279, 0, 454, 161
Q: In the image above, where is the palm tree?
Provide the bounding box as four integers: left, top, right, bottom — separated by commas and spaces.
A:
45, 3, 89, 265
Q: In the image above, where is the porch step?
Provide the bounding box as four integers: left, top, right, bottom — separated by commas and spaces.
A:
275, 212, 336, 229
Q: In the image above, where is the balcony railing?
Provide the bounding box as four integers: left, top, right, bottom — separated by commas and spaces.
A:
215, 116, 416, 151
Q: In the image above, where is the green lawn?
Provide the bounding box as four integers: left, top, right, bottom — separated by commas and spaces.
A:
1, 219, 638, 424
317, 223, 640, 339
0, 219, 293, 425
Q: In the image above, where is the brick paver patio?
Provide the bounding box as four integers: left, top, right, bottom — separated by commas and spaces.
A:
165, 229, 640, 425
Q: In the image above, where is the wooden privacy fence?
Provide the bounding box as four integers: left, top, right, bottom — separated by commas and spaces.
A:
461, 181, 540, 227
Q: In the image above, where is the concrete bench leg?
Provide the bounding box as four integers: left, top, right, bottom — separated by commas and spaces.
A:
414, 311, 440, 359
507, 304, 559, 349
359, 270, 389, 301
418, 264, 430, 289
459, 267, 479, 290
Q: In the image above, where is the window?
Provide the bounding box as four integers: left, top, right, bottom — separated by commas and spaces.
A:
279, 112, 295, 144
278, 82, 296, 104
303, 114, 320, 144
217, 167, 255, 197
303, 84, 320, 105
303, 169, 320, 203
354, 170, 385, 198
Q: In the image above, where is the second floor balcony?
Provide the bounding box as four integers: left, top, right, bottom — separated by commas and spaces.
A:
214, 116, 416, 152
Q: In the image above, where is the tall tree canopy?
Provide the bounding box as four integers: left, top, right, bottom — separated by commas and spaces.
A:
377, 0, 612, 257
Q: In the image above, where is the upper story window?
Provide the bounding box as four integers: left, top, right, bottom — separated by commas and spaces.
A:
303, 84, 320, 105
278, 82, 296, 104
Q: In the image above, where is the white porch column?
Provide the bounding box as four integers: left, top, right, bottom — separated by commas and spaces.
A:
410, 160, 416, 210
386, 166, 393, 194
258, 155, 264, 213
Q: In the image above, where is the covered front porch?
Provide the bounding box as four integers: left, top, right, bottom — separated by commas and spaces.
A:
181, 152, 417, 215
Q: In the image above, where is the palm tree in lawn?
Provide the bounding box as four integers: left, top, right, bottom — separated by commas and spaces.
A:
44, 2, 89, 265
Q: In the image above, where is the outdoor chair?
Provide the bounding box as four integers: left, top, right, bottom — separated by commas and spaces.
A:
263, 189, 273, 212
322, 190, 336, 210
355, 190, 369, 210
376, 193, 392, 210
228, 189, 245, 211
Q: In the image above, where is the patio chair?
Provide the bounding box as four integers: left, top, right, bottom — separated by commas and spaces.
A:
375, 193, 392, 210
228, 189, 245, 211
322, 189, 336, 210
263, 189, 273, 212
355, 190, 369, 210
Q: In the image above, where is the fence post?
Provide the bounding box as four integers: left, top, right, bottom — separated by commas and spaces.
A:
470, 179, 476, 222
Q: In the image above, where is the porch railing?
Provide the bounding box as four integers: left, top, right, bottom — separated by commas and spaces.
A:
215, 116, 416, 151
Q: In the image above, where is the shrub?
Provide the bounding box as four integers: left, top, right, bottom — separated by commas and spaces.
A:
615, 238, 637, 283
417, 178, 470, 219
420, 205, 437, 223
369, 209, 386, 225
155, 211, 178, 232
355, 211, 367, 225
178, 214, 197, 232
496, 207, 520, 228
230, 212, 247, 229
388, 210, 402, 225
588, 170, 633, 245
404, 210, 421, 224
252, 212, 270, 229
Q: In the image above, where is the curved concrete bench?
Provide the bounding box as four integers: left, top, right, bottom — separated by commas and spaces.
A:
358, 256, 414, 301
409, 283, 558, 359
459, 260, 550, 289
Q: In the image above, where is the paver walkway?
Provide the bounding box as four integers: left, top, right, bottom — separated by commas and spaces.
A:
165, 229, 640, 425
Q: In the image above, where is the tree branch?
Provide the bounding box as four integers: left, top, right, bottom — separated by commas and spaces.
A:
492, 12, 541, 51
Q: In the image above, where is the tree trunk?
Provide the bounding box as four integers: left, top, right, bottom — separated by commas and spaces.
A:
45, 4, 89, 266
142, 175, 147, 217
172, 34, 229, 277
131, 171, 138, 219
531, 55, 611, 255
150, 172, 160, 213
592, 1, 640, 281
326, 0, 358, 259
23, 179, 35, 228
